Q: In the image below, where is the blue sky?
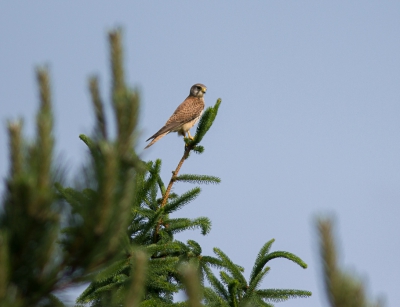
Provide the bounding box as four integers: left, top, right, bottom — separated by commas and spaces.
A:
1, 2, 399, 306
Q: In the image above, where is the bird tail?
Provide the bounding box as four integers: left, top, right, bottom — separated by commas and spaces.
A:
144, 132, 168, 149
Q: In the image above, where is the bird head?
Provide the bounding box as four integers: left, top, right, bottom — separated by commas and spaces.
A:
190, 83, 207, 97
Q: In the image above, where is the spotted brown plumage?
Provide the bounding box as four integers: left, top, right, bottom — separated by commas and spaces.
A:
145, 83, 207, 149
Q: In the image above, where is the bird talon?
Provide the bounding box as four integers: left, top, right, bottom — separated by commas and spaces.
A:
187, 131, 194, 140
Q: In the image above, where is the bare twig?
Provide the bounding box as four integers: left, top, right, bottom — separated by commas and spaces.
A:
161, 145, 191, 208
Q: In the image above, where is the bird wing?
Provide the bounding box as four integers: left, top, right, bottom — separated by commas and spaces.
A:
145, 122, 183, 141
146, 96, 204, 141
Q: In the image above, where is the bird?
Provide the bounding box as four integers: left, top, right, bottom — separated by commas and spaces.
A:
144, 83, 207, 149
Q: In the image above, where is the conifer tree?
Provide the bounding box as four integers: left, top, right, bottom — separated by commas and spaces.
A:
0, 30, 141, 307
74, 99, 225, 306
1, 29, 316, 307
64, 30, 312, 307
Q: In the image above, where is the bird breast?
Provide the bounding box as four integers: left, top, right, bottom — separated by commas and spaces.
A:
180, 111, 203, 132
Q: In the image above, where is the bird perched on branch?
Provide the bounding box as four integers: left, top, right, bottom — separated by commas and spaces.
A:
145, 83, 207, 149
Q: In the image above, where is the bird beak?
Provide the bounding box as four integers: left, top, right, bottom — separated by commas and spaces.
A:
202, 87, 207, 94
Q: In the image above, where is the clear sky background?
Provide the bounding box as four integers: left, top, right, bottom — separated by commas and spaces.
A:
1, 2, 399, 306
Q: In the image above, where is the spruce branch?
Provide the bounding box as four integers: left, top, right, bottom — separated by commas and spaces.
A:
250, 239, 275, 283
163, 187, 201, 214
203, 287, 231, 307
89, 76, 107, 139
109, 29, 124, 95
133, 210, 164, 245
205, 242, 311, 306
124, 250, 147, 307
200, 256, 224, 269
192, 145, 204, 154
187, 240, 202, 255
162, 216, 211, 236
175, 174, 221, 185
317, 218, 383, 307
213, 248, 247, 287
37, 67, 52, 114
246, 266, 270, 297
179, 263, 202, 307
157, 176, 166, 196
109, 29, 140, 159
204, 266, 229, 301
95, 143, 117, 235
256, 289, 312, 302
189, 98, 222, 146
7, 120, 23, 177
264, 251, 308, 269
36, 67, 54, 192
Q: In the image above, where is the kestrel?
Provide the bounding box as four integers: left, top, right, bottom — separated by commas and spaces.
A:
145, 83, 207, 149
